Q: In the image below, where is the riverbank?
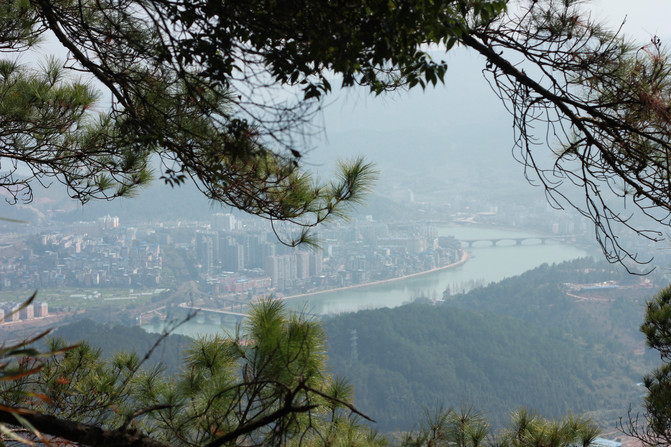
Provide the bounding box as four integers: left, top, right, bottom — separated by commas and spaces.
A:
143, 227, 590, 334
278, 250, 471, 302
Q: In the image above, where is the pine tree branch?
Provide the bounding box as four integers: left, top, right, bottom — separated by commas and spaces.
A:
203, 402, 319, 447
0, 406, 174, 447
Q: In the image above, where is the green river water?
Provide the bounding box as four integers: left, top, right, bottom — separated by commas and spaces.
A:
143, 226, 592, 337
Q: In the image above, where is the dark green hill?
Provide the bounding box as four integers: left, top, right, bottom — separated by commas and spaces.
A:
50, 319, 191, 374
444, 258, 655, 354
323, 259, 656, 432
324, 303, 641, 432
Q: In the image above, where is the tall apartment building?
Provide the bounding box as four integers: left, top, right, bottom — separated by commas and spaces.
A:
196, 231, 219, 276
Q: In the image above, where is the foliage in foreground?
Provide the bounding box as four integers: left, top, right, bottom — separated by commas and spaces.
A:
0, 299, 605, 447
401, 407, 599, 447
0, 300, 374, 446
0, 293, 78, 445
624, 285, 671, 446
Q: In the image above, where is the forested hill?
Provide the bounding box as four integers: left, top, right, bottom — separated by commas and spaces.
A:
50, 319, 191, 374
444, 258, 655, 352
324, 259, 655, 432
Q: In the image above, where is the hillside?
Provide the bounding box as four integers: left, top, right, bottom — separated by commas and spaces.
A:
324, 259, 656, 432
445, 259, 655, 354
50, 319, 191, 374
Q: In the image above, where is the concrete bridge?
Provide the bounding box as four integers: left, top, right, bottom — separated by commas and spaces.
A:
178, 302, 248, 319
178, 301, 320, 322
458, 235, 572, 248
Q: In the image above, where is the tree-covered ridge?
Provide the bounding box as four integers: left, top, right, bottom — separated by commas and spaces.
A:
0, 260, 656, 445
445, 258, 653, 349
50, 319, 192, 374
324, 259, 652, 432
325, 303, 639, 432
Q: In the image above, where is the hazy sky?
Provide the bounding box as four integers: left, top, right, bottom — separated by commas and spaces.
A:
589, 0, 671, 40
316, 0, 671, 185
323, 1, 671, 135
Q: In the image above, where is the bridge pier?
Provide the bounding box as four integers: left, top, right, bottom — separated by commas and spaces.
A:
458, 235, 568, 247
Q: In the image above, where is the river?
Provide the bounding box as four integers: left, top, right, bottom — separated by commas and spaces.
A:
143, 226, 592, 337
